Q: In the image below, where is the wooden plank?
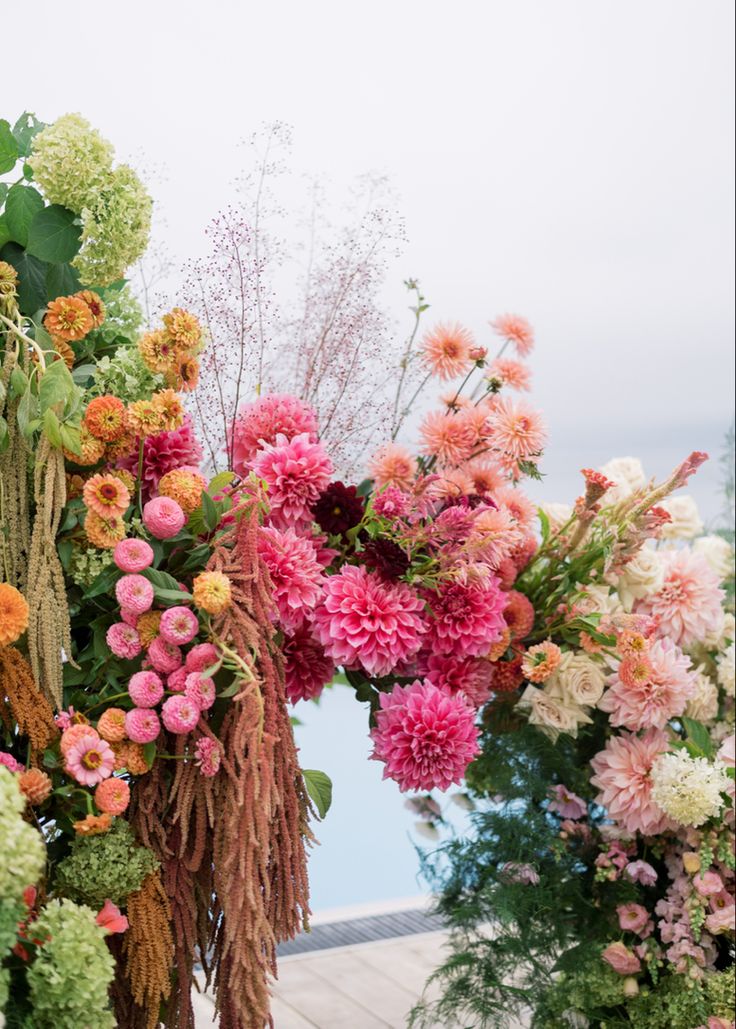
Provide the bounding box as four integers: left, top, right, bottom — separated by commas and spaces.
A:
273, 958, 390, 1027
307, 948, 417, 1028
269, 995, 321, 1028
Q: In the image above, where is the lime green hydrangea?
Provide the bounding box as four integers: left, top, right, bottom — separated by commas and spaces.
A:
28, 113, 114, 211
90, 342, 163, 403
85, 283, 144, 349
74, 165, 152, 287
26, 898, 115, 1029
68, 546, 114, 589
623, 969, 734, 1028
54, 818, 158, 908
0, 766, 45, 958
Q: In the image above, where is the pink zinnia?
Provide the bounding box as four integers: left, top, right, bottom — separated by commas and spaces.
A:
194, 736, 222, 777
253, 433, 333, 528
548, 784, 587, 819
421, 323, 474, 380
184, 672, 216, 711
490, 313, 535, 357
257, 526, 326, 632
590, 727, 673, 836
115, 574, 154, 615
419, 411, 476, 466
425, 578, 507, 658
636, 549, 725, 649
488, 358, 531, 391
113, 538, 154, 573
599, 638, 697, 731
486, 397, 547, 461
423, 652, 493, 708
282, 622, 336, 704
142, 496, 186, 540
118, 415, 203, 497
125, 707, 160, 744
185, 642, 219, 673
147, 636, 183, 674
65, 735, 115, 786
106, 622, 142, 660
228, 393, 319, 475
128, 670, 164, 708
167, 667, 189, 692
313, 565, 426, 677
370, 679, 480, 792
368, 443, 418, 491
159, 606, 199, 646
162, 694, 200, 734
0, 751, 23, 773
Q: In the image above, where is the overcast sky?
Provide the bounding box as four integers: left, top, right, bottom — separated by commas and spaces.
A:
6, 0, 735, 517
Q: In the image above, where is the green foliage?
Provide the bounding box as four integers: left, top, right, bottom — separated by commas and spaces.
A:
89, 341, 162, 403
54, 819, 158, 908
625, 967, 734, 1028
302, 769, 333, 818
26, 204, 81, 264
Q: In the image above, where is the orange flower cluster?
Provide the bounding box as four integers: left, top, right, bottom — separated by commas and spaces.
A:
138, 307, 203, 392
127, 389, 185, 439
43, 291, 106, 367
0, 583, 29, 646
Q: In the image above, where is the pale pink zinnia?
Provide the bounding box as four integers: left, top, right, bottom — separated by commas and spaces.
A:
490, 313, 535, 357
313, 565, 426, 677
590, 727, 674, 836
636, 549, 725, 649
161, 694, 200, 734
425, 578, 507, 658
115, 574, 154, 615
128, 670, 164, 708
194, 736, 222, 777
599, 637, 697, 731
185, 642, 219, 673
184, 672, 216, 711
488, 358, 531, 391
65, 735, 115, 786
106, 622, 142, 660
113, 538, 154, 573
253, 433, 333, 529
421, 323, 474, 380
228, 393, 319, 475
368, 443, 418, 491
159, 606, 199, 646
485, 397, 547, 461
124, 707, 161, 744
419, 411, 476, 466
370, 679, 480, 792
142, 496, 186, 540
282, 622, 336, 703
147, 636, 183, 674
257, 526, 326, 632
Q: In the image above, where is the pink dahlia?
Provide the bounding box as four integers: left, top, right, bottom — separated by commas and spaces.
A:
488, 358, 531, 391
419, 411, 476, 466
142, 496, 186, 540
147, 637, 183, 674
490, 313, 535, 357
370, 679, 480, 792
184, 672, 216, 711
124, 707, 160, 744
469, 506, 524, 570
253, 433, 333, 529
368, 443, 418, 491
313, 565, 426, 677
590, 727, 674, 836
599, 638, 697, 731
106, 622, 142, 660
185, 642, 219, 673
486, 397, 547, 461
162, 694, 200, 734
282, 622, 336, 704
423, 652, 493, 707
118, 415, 203, 497
228, 394, 319, 475
0, 751, 23, 773
425, 578, 507, 658
159, 606, 199, 646
65, 735, 115, 787
113, 538, 154, 573
493, 485, 537, 531
115, 574, 154, 615
257, 526, 326, 632
128, 670, 164, 708
372, 487, 411, 520
636, 549, 725, 649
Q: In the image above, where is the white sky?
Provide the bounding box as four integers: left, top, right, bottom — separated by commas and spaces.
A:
5, 0, 735, 517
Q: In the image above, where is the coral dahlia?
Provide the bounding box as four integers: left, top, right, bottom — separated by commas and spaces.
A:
590, 727, 673, 836
421, 323, 474, 380
599, 638, 697, 731
229, 394, 319, 475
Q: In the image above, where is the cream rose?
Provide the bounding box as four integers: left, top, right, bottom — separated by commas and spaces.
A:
659, 495, 703, 540
599, 456, 646, 504
693, 535, 734, 580
615, 546, 665, 611
521, 685, 590, 741
540, 502, 572, 534
685, 667, 719, 724
547, 651, 607, 707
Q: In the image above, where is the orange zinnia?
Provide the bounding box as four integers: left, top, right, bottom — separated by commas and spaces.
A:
152, 389, 184, 431
138, 329, 178, 374
192, 571, 232, 615
85, 510, 127, 549
76, 290, 106, 328
84, 395, 127, 442
0, 583, 30, 646
44, 295, 94, 342
127, 399, 165, 438
73, 812, 113, 836
63, 425, 106, 467
83, 473, 131, 520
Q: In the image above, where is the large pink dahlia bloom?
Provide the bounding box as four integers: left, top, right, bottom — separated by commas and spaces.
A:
229, 394, 319, 475
282, 622, 336, 703
590, 727, 673, 836
370, 679, 480, 792
313, 565, 426, 677
258, 526, 326, 632
636, 549, 725, 649
253, 433, 333, 529
599, 637, 697, 731
425, 578, 507, 658
423, 652, 493, 708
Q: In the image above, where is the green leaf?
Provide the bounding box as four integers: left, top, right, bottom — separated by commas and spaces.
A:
39, 357, 75, 413
46, 261, 81, 302
201, 489, 219, 532
27, 205, 81, 264
682, 717, 715, 758
0, 242, 48, 313
59, 422, 81, 456
43, 407, 63, 448
302, 769, 333, 818
12, 113, 45, 158
71, 363, 96, 386
154, 587, 193, 605
4, 185, 44, 247
83, 563, 121, 599
537, 507, 551, 543
16, 386, 39, 439
208, 470, 235, 494
141, 567, 182, 593
0, 414, 8, 454
57, 538, 73, 569
142, 742, 157, 770
0, 119, 18, 174
0, 216, 10, 250
0, 183, 7, 206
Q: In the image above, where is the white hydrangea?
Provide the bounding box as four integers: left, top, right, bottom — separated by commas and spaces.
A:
693, 534, 735, 581
685, 667, 720, 724
599, 456, 647, 505
659, 495, 704, 540
0, 766, 45, 903
547, 651, 607, 707
717, 643, 735, 697
650, 751, 730, 827
540, 502, 573, 533
615, 545, 665, 611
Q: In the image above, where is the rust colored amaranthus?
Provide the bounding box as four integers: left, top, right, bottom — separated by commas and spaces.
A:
120, 496, 312, 1029
0, 645, 59, 757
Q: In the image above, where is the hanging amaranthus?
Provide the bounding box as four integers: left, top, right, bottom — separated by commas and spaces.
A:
0, 645, 58, 758
0, 322, 31, 590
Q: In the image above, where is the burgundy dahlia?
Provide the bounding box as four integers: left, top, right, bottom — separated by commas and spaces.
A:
312, 481, 365, 537
361, 538, 410, 581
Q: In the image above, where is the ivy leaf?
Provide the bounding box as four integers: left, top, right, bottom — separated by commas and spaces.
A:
0, 119, 18, 174
46, 261, 81, 302
12, 113, 46, 158
4, 185, 44, 247
302, 769, 333, 819
27, 205, 81, 264
0, 242, 48, 313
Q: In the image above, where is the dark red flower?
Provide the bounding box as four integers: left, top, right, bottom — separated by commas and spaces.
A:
361, 538, 410, 581
312, 481, 365, 536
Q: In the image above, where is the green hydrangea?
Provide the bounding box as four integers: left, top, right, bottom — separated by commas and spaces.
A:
0, 767, 45, 957
89, 341, 163, 403
28, 113, 114, 211
74, 165, 152, 286
68, 546, 114, 589
54, 818, 158, 908
85, 283, 144, 349
624, 969, 730, 1028
26, 898, 115, 1029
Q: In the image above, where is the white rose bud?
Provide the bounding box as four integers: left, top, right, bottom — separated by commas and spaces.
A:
615, 546, 665, 611
552, 651, 607, 707
659, 495, 704, 540
599, 456, 647, 504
